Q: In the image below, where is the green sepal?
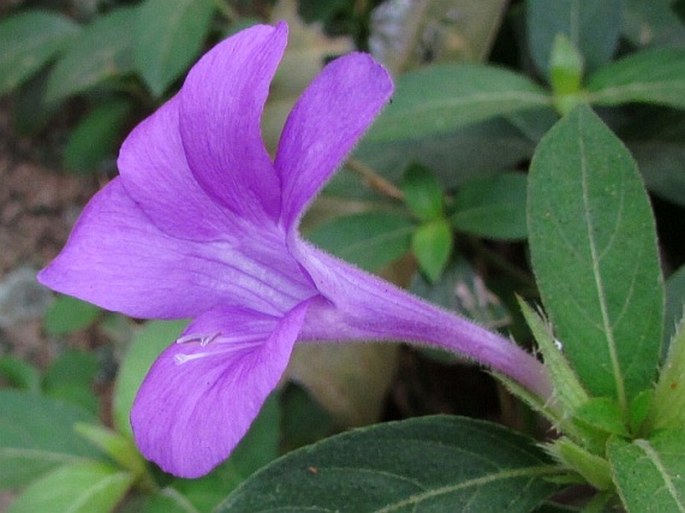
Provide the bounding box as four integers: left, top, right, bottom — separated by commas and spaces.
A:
517, 299, 588, 426
402, 163, 444, 222
547, 437, 613, 491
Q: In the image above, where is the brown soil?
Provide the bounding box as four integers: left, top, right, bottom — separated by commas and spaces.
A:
0, 106, 100, 363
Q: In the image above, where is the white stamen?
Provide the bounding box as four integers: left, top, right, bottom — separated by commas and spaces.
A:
174, 352, 212, 364
175, 331, 221, 346
173, 340, 263, 366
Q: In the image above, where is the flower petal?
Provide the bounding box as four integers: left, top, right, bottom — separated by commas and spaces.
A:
118, 96, 239, 241
38, 179, 314, 319
131, 301, 310, 478
275, 53, 393, 230
179, 23, 286, 224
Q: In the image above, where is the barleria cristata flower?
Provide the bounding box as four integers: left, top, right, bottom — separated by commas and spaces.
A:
39, 23, 551, 478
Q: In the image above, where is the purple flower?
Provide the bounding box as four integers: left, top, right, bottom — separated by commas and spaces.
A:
39, 22, 551, 478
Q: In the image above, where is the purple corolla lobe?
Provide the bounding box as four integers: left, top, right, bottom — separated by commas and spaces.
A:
38, 22, 551, 478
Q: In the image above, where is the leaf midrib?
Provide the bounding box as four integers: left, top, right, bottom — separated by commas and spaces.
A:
578, 129, 626, 410
634, 439, 685, 512
373, 465, 560, 513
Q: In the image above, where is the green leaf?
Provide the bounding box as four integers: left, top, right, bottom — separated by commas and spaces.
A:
624, 109, 685, 207
528, 105, 663, 408
0, 356, 40, 392
43, 350, 99, 414
113, 320, 187, 436
548, 437, 613, 491
307, 211, 414, 272
0, 10, 79, 95
574, 397, 629, 437
349, 117, 537, 198
366, 63, 550, 142
135, 0, 215, 97
587, 48, 685, 109
412, 217, 453, 282
74, 424, 147, 478
280, 383, 334, 452
0, 389, 99, 489
63, 99, 133, 173
217, 416, 561, 513
526, 0, 621, 75
46, 7, 137, 104
622, 0, 685, 48
608, 430, 685, 512
650, 315, 685, 430
451, 172, 528, 240
7, 461, 133, 513
42, 350, 97, 392
402, 163, 444, 222
43, 295, 101, 335
133, 488, 200, 513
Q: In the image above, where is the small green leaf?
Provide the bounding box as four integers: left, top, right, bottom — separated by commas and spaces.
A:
528, 105, 663, 408
608, 430, 685, 512
7, 461, 133, 513
549, 33, 586, 115
451, 172, 528, 240
548, 437, 613, 491
43, 349, 99, 391
43, 295, 101, 335
307, 211, 413, 272
587, 48, 685, 109
526, 0, 621, 75
0, 356, 40, 392
113, 320, 187, 436
0, 10, 79, 95
43, 350, 99, 414
46, 7, 137, 104
574, 397, 629, 437
412, 217, 453, 282
0, 389, 99, 489
63, 99, 132, 173
628, 389, 653, 435
367, 63, 550, 142
650, 315, 685, 430
401, 163, 443, 221
135, 0, 215, 97
550, 33, 584, 96
217, 416, 561, 513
